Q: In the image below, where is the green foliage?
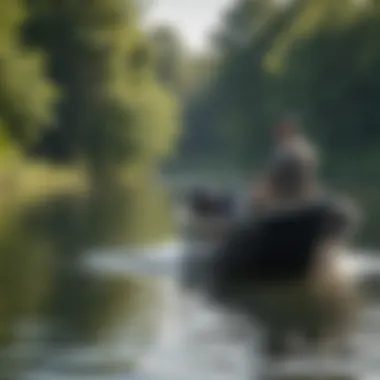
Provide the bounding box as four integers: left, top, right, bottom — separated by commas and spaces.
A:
0, 162, 175, 348
0, 120, 20, 162
0, 0, 179, 358
0, 0, 57, 148
21, 0, 179, 244
23, 0, 179, 165
13, 0, 181, 348
150, 25, 187, 94
180, 0, 380, 246
264, 0, 380, 159
0, 165, 85, 347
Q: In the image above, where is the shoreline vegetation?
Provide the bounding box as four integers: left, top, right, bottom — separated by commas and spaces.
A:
0, 157, 175, 355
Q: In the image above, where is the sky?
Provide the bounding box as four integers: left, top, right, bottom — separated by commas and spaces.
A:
143, 0, 235, 53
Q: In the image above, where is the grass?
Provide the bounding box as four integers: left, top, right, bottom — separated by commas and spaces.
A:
0, 158, 176, 244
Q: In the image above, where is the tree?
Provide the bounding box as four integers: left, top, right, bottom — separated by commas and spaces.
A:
23, 0, 178, 164
0, 0, 57, 150
181, 0, 294, 169
149, 25, 186, 94
264, 0, 380, 173
188, 0, 380, 245
20, 0, 180, 344
188, 0, 380, 172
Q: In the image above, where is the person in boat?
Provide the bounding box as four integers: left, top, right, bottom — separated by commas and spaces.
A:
249, 115, 319, 212
204, 119, 362, 357
249, 116, 360, 241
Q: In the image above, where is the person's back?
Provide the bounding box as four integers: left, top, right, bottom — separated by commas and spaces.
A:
206, 194, 358, 298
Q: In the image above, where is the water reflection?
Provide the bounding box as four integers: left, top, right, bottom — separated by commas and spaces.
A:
7, 240, 380, 380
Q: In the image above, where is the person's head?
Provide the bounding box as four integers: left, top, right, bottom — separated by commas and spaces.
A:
268, 118, 319, 198
273, 113, 300, 144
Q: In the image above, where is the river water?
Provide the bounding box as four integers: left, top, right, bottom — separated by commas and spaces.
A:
18, 196, 380, 380
135, 245, 380, 380
133, 177, 380, 379
22, 242, 380, 380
